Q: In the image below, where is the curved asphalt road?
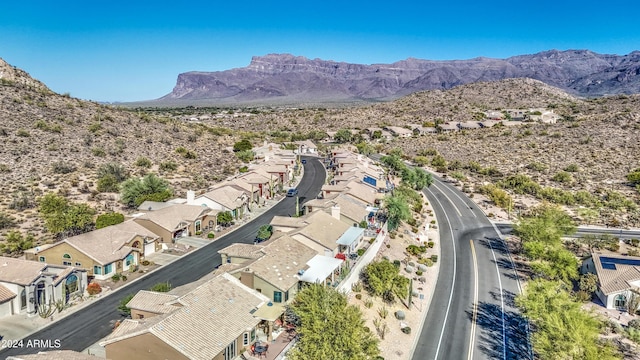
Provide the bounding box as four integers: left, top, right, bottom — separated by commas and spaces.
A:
0, 156, 326, 357
412, 176, 530, 360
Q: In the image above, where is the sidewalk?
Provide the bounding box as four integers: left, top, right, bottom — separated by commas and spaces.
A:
1, 165, 307, 353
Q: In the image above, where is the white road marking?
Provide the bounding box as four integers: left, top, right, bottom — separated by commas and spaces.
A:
488, 239, 507, 360
432, 183, 462, 217
426, 186, 457, 360
468, 240, 479, 360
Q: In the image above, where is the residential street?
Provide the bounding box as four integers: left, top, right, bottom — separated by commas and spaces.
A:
0, 156, 326, 358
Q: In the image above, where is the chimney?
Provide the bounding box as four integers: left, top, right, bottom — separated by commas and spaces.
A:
186, 190, 195, 204
331, 205, 341, 220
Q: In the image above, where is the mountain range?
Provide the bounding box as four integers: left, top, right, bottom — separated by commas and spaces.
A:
158, 50, 640, 105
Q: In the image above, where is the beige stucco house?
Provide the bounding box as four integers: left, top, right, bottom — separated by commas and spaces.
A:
582, 253, 640, 310
24, 220, 159, 280
133, 204, 217, 241
0, 257, 87, 318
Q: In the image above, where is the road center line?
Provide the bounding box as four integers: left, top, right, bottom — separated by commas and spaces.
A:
426, 187, 457, 360
468, 240, 479, 360
488, 239, 507, 360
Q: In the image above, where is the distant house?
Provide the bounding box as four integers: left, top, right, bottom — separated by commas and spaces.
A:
384, 126, 413, 138
294, 140, 318, 154
134, 204, 217, 242
582, 253, 640, 310
0, 257, 87, 318
24, 220, 159, 280
413, 126, 437, 135
438, 123, 459, 132
459, 121, 482, 130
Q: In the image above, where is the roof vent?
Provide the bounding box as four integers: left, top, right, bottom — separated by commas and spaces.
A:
298, 269, 305, 275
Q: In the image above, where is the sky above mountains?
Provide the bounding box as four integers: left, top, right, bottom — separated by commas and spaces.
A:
1, 0, 637, 102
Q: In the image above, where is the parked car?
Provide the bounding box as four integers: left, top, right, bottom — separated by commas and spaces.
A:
301, 159, 307, 164
286, 188, 299, 197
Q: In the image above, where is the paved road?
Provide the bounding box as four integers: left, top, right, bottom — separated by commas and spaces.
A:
412, 177, 530, 360
0, 156, 326, 357
496, 222, 640, 240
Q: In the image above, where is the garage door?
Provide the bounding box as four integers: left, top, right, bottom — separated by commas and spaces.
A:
0, 301, 13, 318
144, 242, 156, 256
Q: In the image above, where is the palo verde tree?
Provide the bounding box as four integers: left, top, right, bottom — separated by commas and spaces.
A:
287, 284, 380, 360
39, 193, 96, 238
333, 128, 353, 144
361, 259, 410, 303
516, 279, 620, 360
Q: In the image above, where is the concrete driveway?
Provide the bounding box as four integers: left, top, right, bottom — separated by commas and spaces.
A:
145, 252, 180, 266
176, 236, 211, 248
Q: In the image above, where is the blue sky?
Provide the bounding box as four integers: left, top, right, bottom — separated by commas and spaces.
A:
1, 1, 637, 102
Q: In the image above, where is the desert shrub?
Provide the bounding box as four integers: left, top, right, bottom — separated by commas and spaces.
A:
159, 161, 178, 172
207, 232, 215, 239
86, 282, 102, 295
406, 245, 427, 256
357, 248, 365, 256
401, 326, 411, 334
51, 162, 76, 174
364, 298, 373, 308
552, 171, 573, 184
351, 282, 363, 292
16, 128, 30, 137
135, 157, 152, 168
96, 212, 125, 229
392, 260, 401, 268
430, 255, 438, 263
427, 241, 434, 248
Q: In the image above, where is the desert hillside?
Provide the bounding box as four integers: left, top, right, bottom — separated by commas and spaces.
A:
0, 58, 242, 246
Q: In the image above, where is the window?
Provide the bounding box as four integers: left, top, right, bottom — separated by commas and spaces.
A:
243, 332, 249, 346
20, 289, 26, 309
75, 262, 82, 266
615, 294, 627, 308
104, 263, 113, 274
274, 291, 283, 303
63, 261, 72, 266
195, 220, 201, 233
93, 266, 102, 275
138, 314, 145, 319
125, 254, 134, 266
63, 253, 71, 259
256, 288, 262, 293
65, 274, 78, 293
285, 290, 289, 302
223, 340, 236, 360
38, 256, 45, 262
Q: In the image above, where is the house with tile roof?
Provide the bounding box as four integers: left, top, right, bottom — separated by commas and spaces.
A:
304, 194, 369, 227
187, 186, 247, 220
290, 210, 352, 256
582, 253, 640, 309
0, 257, 87, 318
101, 273, 270, 360
134, 204, 217, 242
238, 171, 273, 199
229, 234, 317, 305
126, 290, 180, 320
25, 220, 158, 280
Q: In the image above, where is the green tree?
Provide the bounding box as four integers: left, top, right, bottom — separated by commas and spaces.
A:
372, 130, 382, 139
514, 204, 576, 248
217, 211, 234, 225
117, 293, 135, 316
97, 162, 129, 183
413, 168, 433, 190
95, 212, 125, 229
578, 273, 598, 295
516, 279, 620, 360
333, 128, 353, 143
287, 284, 379, 360
0, 230, 35, 254
120, 174, 172, 208
233, 139, 253, 152
431, 154, 447, 168
355, 142, 374, 156
380, 154, 406, 176
256, 224, 273, 241
0, 212, 15, 229
39, 194, 96, 237
383, 194, 411, 231
96, 174, 119, 193
361, 260, 410, 303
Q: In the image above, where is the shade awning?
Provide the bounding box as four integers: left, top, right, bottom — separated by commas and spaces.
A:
299, 255, 344, 283
336, 226, 365, 246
